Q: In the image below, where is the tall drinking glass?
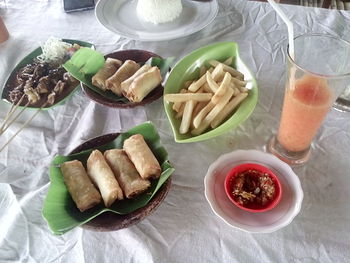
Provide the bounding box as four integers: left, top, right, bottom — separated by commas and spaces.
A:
268, 34, 350, 165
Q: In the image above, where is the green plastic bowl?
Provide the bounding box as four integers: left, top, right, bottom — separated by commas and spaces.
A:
164, 42, 258, 143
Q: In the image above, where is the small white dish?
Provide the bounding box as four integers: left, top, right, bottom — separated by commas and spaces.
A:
204, 150, 303, 233
95, 0, 219, 41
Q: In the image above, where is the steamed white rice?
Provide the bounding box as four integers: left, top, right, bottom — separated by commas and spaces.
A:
137, 0, 183, 25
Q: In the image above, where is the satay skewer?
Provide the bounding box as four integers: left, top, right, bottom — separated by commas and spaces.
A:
0, 94, 26, 132
0, 101, 30, 135
0, 102, 48, 153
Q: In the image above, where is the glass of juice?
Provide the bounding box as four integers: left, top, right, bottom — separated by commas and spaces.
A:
268, 34, 350, 165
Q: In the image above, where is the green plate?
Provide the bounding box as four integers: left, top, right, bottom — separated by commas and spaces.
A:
42, 122, 175, 235
164, 42, 258, 143
1, 39, 94, 110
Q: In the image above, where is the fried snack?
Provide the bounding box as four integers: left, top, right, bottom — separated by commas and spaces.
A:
61, 160, 102, 212
191, 88, 234, 135
211, 92, 248, 128
164, 93, 212, 102
202, 83, 213, 93
120, 64, 152, 94
188, 74, 207, 92
175, 102, 186, 119
184, 80, 193, 89
87, 150, 124, 207
237, 85, 249, 93
199, 66, 207, 77
173, 89, 187, 112
208, 60, 244, 80
188, 67, 215, 92
106, 60, 140, 96
123, 134, 161, 179
211, 72, 231, 104
92, 58, 122, 91
104, 149, 151, 199
180, 100, 196, 134
193, 102, 214, 129
232, 78, 248, 87
192, 101, 207, 119
206, 71, 219, 92
123, 66, 162, 103
211, 63, 225, 82
223, 57, 233, 66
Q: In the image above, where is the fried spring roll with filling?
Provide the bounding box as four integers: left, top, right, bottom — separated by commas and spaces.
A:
61, 160, 102, 212
123, 67, 162, 103
87, 150, 124, 207
120, 64, 152, 95
105, 60, 140, 96
123, 134, 161, 179
92, 58, 122, 91
104, 149, 151, 199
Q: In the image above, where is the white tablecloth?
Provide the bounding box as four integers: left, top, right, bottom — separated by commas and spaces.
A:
1, 0, 350, 262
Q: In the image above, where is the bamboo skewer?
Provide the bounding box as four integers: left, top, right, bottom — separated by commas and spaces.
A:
0, 101, 30, 135
0, 105, 14, 132
0, 102, 47, 153
0, 94, 26, 132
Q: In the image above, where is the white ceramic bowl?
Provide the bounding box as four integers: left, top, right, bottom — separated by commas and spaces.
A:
204, 150, 303, 233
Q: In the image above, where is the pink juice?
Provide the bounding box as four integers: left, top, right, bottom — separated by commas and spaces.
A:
277, 75, 333, 152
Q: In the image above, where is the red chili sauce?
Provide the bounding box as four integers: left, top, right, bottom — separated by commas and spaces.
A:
229, 169, 276, 209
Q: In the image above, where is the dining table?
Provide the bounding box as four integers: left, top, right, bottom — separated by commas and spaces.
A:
1, 0, 350, 262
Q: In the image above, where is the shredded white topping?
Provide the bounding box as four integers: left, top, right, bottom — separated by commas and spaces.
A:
37, 37, 72, 63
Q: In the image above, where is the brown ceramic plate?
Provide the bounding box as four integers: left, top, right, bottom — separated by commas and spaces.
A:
70, 133, 172, 231
81, 49, 164, 108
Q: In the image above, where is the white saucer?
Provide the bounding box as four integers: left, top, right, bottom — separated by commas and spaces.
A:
204, 150, 303, 233
95, 0, 219, 41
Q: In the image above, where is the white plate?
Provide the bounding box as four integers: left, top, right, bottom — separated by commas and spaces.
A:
204, 150, 303, 233
95, 0, 219, 41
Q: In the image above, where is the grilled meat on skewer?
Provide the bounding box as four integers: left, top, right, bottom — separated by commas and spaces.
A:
36, 76, 50, 94
53, 80, 66, 94
24, 87, 40, 104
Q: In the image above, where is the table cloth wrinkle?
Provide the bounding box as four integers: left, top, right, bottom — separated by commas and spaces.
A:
1, 0, 350, 262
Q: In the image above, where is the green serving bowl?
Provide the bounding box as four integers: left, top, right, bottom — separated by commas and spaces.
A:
164, 42, 258, 143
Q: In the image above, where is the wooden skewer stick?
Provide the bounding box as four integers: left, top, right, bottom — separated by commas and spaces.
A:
0, 101, 30, 135
0, 102, 47, 153
0, 104, 15, 132
0, 94, 26, 132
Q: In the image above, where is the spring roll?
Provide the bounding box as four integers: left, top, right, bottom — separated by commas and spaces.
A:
105, 60, 140, 96
61, 160, 102, 212
120, 64, 152, 95
92, 58, 122, 91
123, 67, 162, 103
123, 134, 161, 179
87, 150, 124, 207
104, 149, 151, 199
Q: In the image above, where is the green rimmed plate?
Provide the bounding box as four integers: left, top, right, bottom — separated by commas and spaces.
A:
42, 122, 175, 235
1, 39, 93, 110
164, 42, 258, 143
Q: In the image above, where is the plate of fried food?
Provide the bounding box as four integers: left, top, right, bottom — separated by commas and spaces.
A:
63, 48, 173, 108
42, 122, 175, 234
1, 37, 93, 109
164, 42, 258, 143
